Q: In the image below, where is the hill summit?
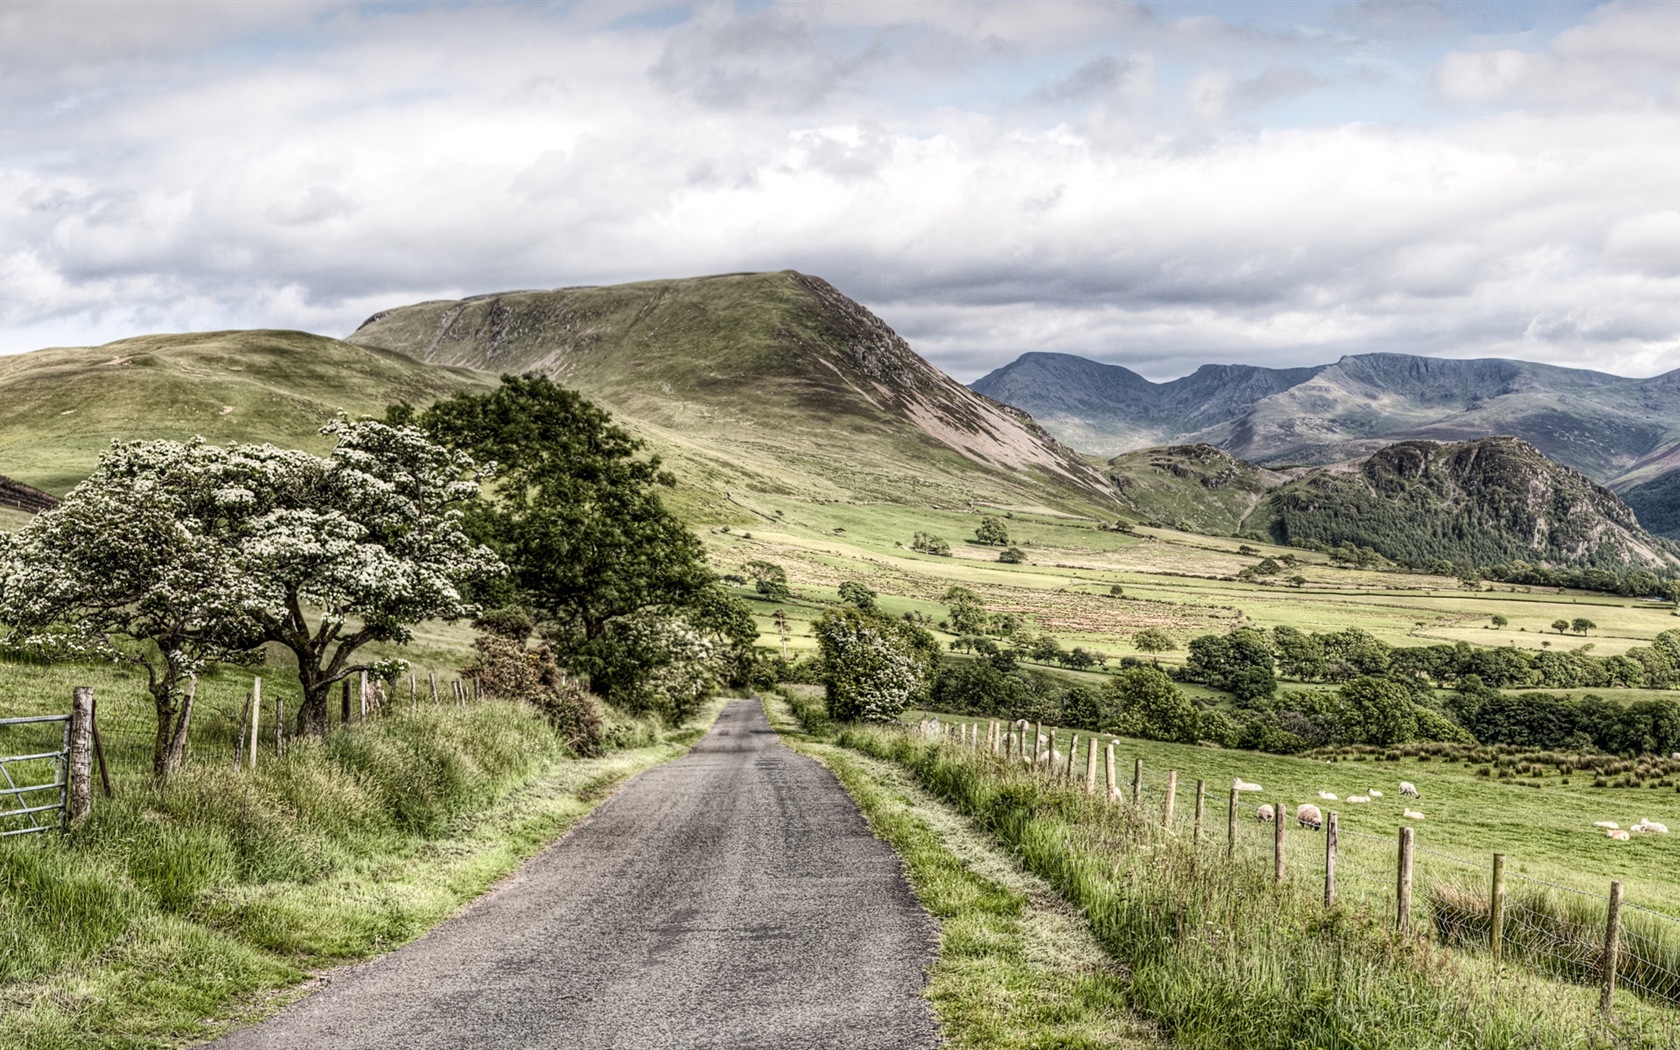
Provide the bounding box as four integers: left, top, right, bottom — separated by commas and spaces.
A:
349, 271, 1112, 514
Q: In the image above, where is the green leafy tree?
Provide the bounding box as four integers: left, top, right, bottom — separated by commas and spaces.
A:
943, 585, 989, 635
911, 531, 951, 556
411, 376, 746, 707
1491, 614, 1509, 628
1184, 629, 1276, 704
1132, 627, 1176, 653
1552, 619, 1571, 634
1571, 617, 1596, 636
837, 580, 878, 612
1335, 676, 1418, 746
745, 560, 791, 601
814, 607, 938, 722
998, 546, 1026, 564
974, 516, 1009, 546
1102, 667, 1197, 742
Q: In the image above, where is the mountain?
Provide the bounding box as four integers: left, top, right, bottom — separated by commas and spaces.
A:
0, 330, 489, 495
1103, 445, 1289, 536
347, 270, 1114, 516
1252, 437, 1679, 573
971, 351, 1680, 492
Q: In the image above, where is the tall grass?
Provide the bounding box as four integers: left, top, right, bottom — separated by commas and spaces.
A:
835, 723, 1679, 1050
0, 701, 562, 987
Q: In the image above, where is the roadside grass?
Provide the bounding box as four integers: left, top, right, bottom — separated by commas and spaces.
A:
829, 715, 1679, 1050
763, 688, 1161, 1049
0, 694, 722, 1049
911, 709, 1680, 919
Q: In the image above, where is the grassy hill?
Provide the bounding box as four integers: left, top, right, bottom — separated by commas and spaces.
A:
0, 330, 490, 495
1257, 437, 1680, 572
1103, 444, 1288, 535
347, 271, 1115, 520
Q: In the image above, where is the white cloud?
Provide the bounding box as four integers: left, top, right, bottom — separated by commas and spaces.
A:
2, 0, 1680, 390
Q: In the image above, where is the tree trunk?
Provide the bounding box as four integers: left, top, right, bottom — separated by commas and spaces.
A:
150, 682, 181, 783
160, 675, 196, 779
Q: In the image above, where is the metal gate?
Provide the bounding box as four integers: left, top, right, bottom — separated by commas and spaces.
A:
0, 713, 71, 837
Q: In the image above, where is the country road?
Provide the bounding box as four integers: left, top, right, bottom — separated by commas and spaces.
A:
205, 699, 941, 1050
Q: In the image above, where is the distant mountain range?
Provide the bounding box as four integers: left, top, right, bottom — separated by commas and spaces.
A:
971, 351, 1680, 493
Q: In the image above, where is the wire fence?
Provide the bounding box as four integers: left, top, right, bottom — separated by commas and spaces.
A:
913, 714, 1680, 1013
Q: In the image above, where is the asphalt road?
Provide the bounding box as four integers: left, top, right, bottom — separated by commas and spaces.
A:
205, 699, 941, 1050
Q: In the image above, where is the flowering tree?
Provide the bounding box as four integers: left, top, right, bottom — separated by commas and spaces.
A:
813, 607, 938, 723
0, 441, 268, 780
0, 419, 501, 765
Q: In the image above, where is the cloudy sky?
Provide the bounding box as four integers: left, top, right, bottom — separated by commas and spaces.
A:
5, 1, 1680, 381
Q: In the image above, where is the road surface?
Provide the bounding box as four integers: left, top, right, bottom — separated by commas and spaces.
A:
206, 699, 941, 1049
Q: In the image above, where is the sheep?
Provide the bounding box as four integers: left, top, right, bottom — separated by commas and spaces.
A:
1368, 789, 1383, 798
1233, 778, 1263, 793
1608, 829, 1631, 842
1296, 803, 1323, 830
1346, 795, 1371, 804
1317, 791, 1339, 801
1035, 748, 1067, 769
1593, 821, 1620, 830
1403, 808, 1424, 820
1632, 819, 1669, 834
1672, 752, 1680, 762
1399, 781, 1419, 798
1256, 803, 1275, 823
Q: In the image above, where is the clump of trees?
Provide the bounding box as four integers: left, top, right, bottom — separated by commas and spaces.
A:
0, 421, 499, 781
910, 531, 951, 556
974, 516, 1009, 546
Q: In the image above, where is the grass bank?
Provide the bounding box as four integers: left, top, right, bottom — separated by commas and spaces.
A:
764, 688, 1160, 1049
0, 697, 719, 1049
797, 698, 1678, 1050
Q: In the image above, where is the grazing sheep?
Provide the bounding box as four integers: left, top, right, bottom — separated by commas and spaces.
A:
1256, 804, 1275, 822
1672, 752, 1680, 762
1368, 789, 1383, 798
1593, 821, 1620, 830
1403, 808, 1424, 820
1296, 803, 1323, 830
1346, 795, 1371, 804
1399, 781, 1419, 798
1632, 819, 1670, 834
1318, 791, 1339, 801
1608, 829, 1632, 842
1035, 748, 1066, 769
1233, 778, 1263, 793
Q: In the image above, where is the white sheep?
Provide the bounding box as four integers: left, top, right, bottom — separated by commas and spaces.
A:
1593, 821, 1620, 830
1256, 803, 1275, 822
1403, 808, 1424, 820
1368, 789, 1383, 798
1317, 790, 1339, 801
1035, 748, 1066, 769
1399, 781, 1419, 798
1346, 795, 1371, 804
1632, 819, 1669, 834
1233, 778, 1263, 793
1672, 752, 1680, 762
1608, 829, 1631, 842
1296, 803, 1323, 830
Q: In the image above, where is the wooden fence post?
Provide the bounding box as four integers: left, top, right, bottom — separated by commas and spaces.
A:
1227, 787, 1239, 859
1085, 739, 1098, 796
1164, 770, 1178, 828
67, 686, 93, 825
1491, 853, 1506, 963
1274, 800, 1286, 884
360, 671, 369, 720
1066, 734, 1079, 778
1396, 826, 1415, 932
429, 673, 439, 706
1104, 742, 1117, 801
1032, 722, 1043, 767
248, 677, 262, 772
989, 720, 999, 756
1602, 880, 1624, 1014
90, 695, 113, 798
1193, 779, 1206, 845
341, 678, 351, 725
1132, 757, 1143, 805
1325, 811, 1338, 906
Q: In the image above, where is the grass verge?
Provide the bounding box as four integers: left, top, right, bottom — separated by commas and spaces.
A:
798, 697, 1680, 1050
0, 698, 721, 1049
763, 688, 1161, 1049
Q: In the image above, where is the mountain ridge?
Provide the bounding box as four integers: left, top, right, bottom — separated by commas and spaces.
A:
972, 350, 1680, 491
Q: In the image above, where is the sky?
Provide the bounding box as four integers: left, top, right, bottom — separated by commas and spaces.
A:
4, 0, 1680, 382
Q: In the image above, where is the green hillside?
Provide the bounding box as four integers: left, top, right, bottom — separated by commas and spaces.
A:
0, 330, 490, 494
1257, 437, 1680, 572
1103, 444, 1286, 535
348, 271, 1115, 519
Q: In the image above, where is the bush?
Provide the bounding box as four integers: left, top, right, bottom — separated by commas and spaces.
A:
814, 607, 938, 722
465, 634, 605, 755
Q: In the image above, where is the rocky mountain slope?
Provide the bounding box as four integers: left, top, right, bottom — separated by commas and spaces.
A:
349, 271, 1114, 515
1104, 445, 1289, 536
972, 351, 1680, 493
1253, 437, 1679, 572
